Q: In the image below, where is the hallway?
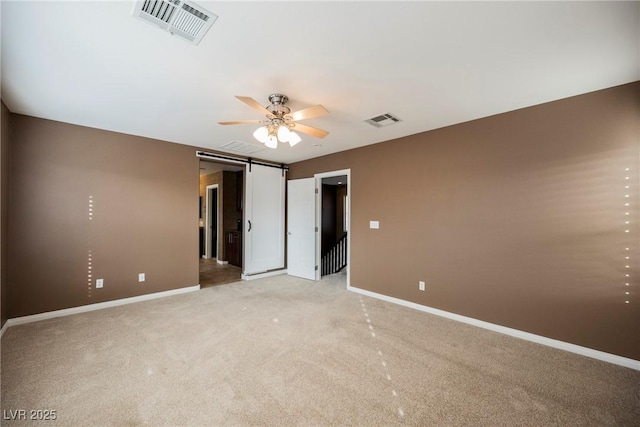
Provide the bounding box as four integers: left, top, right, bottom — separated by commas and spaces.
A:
199, 258, 242, 288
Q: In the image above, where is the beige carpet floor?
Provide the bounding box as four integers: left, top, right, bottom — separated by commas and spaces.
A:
1, 273, 639, 426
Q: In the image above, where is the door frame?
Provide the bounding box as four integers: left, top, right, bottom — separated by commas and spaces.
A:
205, 184, 219, 260
315, 169, 351, 287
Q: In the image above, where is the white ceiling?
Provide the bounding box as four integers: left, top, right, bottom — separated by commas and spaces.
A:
2, 1, 638, 164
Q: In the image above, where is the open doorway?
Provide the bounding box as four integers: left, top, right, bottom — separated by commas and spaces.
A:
315, 169, 350, 287
286, 170, 350, 285
199, 160, 244, 287
320, 175, 348, 277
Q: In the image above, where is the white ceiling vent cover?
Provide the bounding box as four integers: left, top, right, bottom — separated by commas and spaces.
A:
219, 140, 265, 155
132, 0, 218, 45
365, 113, 402, 128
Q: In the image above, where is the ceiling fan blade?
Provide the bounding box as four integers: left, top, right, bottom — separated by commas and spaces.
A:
236, 96, 273, 116
289, 105, 329, 121
218, 120, 264, 125
291, 123, 329, 139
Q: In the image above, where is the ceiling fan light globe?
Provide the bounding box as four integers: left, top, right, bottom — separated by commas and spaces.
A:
266, 134, 278, 149
277, 125, 291, 142
253, 126, 269, 143
288, 131, 302, 147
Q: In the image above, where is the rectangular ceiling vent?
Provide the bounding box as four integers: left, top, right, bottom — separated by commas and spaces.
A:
365, 113, 402, 128
132, 0, 218, 45
219, 140, 265, 155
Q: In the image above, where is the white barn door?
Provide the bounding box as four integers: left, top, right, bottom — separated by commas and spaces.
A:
243, 164, 285, 276
287, 178, 317, 280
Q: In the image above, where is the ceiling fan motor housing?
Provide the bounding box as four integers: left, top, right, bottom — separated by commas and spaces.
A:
268, 94, 291, 117
268, 93, 288, 105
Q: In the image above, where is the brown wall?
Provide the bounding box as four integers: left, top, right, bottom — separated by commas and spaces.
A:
222, 171, 242, 233
336, 184, 347, 241
8, 115, 200, 318
289, 82, 640, 360
321, 184, 337, 254
1, 101, 10, 328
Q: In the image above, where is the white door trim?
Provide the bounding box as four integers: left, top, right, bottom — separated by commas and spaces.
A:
314, 169, 351, 287
205, 184, 219, 260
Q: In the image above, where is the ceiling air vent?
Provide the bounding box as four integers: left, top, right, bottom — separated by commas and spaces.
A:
365, 113, 402, 128
219, 140, 265, 155
132, 0, 218, 45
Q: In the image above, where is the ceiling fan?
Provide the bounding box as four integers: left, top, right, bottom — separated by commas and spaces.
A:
218, 94, 329, 149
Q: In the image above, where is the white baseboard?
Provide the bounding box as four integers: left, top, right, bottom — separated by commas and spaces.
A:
348, 285, 640, 372
4, 285, 201, 329
242, 269, 287, 281
0, 320, 8, 339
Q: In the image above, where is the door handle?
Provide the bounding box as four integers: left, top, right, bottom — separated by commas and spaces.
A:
248, 220, 252, 232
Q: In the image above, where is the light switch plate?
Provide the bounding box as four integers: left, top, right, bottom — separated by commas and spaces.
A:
96, 278, 104, 288
370, 221, 380, 229
138, 273, 145, 282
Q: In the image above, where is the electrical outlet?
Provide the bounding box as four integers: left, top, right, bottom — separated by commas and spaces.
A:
96, 278, 104, 289
138, 273, 145, 282
419, 281, 425, 291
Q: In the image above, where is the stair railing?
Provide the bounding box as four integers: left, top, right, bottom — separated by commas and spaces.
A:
322, 232, 347, 276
